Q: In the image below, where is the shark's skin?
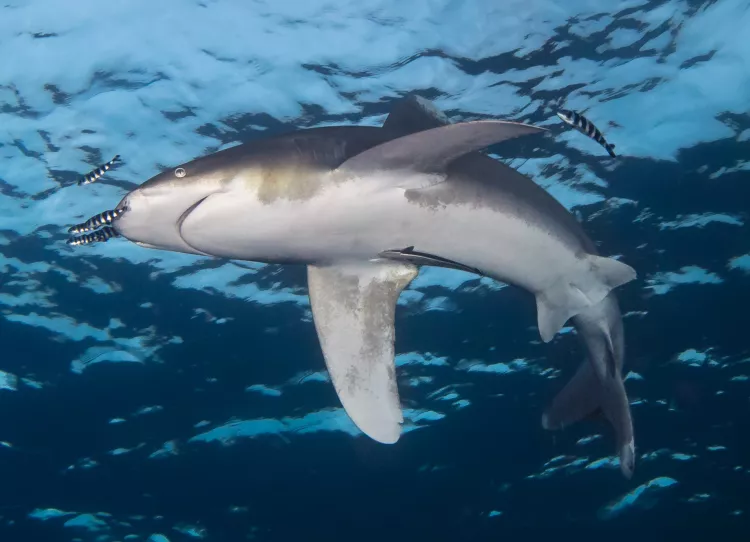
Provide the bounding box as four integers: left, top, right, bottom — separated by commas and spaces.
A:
543, 294, 635, 478
93, 96, 637, 477
388, 97, 635, 478
115, 125, 634, 341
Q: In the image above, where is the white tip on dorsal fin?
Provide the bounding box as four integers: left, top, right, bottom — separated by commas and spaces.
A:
338, 120, 547, 176
307, 261, 418, 443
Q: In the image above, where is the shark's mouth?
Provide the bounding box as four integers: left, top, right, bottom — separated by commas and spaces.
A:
66, 208, 125, 246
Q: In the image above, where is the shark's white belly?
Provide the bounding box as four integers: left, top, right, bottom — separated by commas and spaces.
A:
178, 181, 584, 295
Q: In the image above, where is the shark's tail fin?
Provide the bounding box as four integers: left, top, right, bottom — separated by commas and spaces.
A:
543, 294, 635, 479
536, 254, 635, 343
543, 361, 635, 478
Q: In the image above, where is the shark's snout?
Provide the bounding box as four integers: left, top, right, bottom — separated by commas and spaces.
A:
112, 181, 222, 256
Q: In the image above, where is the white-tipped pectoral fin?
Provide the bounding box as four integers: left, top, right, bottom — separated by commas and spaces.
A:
307, 261, 418, 444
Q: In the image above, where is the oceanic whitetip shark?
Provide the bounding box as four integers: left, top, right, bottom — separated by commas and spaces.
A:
66, 95, 637, 478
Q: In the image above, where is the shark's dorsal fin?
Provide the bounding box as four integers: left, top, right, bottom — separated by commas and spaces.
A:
307, 260, 418, 443
382, 95, 451, 135
338, 120, 546, 176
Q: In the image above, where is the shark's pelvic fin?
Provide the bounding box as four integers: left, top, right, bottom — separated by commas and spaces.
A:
536, 254, 636, 343
338, 120, 546, 179
542, 360, 635, 479
307, 260, 418, 444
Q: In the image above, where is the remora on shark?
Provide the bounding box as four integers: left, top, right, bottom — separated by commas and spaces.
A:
68, 96, 637, 478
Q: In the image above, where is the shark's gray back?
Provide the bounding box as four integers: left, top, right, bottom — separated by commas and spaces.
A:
447, 153, 598, 254
386, 96, 634, 477
385, 95, 598, 255
137, 126, 397, 192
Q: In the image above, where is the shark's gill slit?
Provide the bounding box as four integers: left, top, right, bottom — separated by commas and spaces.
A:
68, 208, 125, 234
66, 226, 120, 246
176, 195, 211, 242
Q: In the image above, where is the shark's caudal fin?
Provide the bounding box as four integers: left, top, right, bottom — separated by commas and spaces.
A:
307, 261, 418, 443
536, 254, 636, 343
542, 360, 635, 479
542, 360, 601, 431
338, 119, 546, 179
544, 294, 635, 478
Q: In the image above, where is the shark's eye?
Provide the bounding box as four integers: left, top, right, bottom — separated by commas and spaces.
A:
175, 167, 186, 178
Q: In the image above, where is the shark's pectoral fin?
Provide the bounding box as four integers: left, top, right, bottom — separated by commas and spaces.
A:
543, 361, 635, 479
338, 120, 546, 180
307, 260, 418, 444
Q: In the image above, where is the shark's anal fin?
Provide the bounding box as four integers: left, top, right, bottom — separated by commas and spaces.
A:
339, 120, 546, 178
378, 246, 483, 275
307, 261, 418, 443
542, 361, 635, 479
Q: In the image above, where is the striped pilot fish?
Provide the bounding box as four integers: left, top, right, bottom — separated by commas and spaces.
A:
78, 155, 121, 186
556, 109, 617, 158
66, 226, 120, 246
68, 209, 125, 235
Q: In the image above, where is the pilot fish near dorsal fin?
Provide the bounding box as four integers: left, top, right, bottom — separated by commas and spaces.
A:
556, 109, 618, 158
337, 120, 547, 179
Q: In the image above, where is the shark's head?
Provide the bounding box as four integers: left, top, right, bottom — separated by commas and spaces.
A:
107, 129, 389, 256
556, 109, 575, 126
111, 149, 250, 255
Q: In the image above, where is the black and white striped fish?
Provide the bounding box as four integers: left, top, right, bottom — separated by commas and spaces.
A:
68, 208, 124, 234
67, 226, 120, 246
78, 155, 121, 186
556, 109, 616, 158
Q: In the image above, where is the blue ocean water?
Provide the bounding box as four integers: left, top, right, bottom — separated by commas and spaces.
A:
1, 0, 749, 540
